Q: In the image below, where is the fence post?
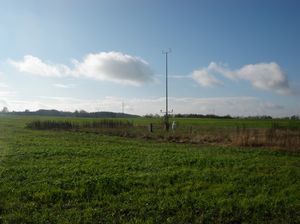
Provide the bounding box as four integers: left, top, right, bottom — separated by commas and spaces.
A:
148, 123, 153, 133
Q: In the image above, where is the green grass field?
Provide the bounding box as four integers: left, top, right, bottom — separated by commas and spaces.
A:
0, 116, 299, 223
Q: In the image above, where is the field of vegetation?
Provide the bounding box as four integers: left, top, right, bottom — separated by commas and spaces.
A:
0, 115, 299, 223
26, 116, 300, 151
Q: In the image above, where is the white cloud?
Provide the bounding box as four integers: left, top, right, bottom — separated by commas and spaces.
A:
53, 83, 76, 89
74, 52, 154, 85
233, 62, 290, 94
191, 69, 223, 87
193, 62, 291, 95
8, 55, 72, 77
9, 52, 154, 86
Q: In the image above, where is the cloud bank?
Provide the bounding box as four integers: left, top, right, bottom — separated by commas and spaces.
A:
1, 95, 297, 118
9, 52, 154, 86
192, 62, 291, 94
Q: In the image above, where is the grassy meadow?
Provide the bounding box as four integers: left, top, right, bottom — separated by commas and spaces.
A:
0, 115, 299, 223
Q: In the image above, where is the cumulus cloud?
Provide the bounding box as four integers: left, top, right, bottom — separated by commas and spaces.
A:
238, 63, 290, 94
8, 55, 72, 77
191, 69, 223, 87
74, 52, 153, 85
9, 52, 154, 86
192, 62, 291, 95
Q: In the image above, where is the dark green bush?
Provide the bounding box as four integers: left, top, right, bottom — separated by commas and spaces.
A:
26, 119, 133, 130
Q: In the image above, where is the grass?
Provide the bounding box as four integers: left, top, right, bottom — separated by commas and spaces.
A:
25, 117, 300, 151
0, 115, 299, 223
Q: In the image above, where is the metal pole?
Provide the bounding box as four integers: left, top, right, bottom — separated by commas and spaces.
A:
162, 49, 171, 131
166, 52, 168, 123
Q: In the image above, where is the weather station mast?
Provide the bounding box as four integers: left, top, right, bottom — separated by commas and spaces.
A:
161, 48, 173, 131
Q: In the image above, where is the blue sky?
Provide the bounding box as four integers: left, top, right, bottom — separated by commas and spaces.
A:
0, 0, 299, 116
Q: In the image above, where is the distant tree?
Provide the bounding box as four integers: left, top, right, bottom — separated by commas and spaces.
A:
291, 115, 300, 120
144, 114, 154, 118
79, 110, 87, 114
1, 107, 9, 113
8, 109, 139, 118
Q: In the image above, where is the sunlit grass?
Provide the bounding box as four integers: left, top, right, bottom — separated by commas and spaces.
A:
0, 116, 299, 223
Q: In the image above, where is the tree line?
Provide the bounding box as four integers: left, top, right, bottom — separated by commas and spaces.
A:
0, 108, 139, 118
1, 107, 300, 120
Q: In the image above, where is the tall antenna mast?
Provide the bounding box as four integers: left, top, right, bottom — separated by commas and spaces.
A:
162, 48, 172, 131
122, 101, 124, 114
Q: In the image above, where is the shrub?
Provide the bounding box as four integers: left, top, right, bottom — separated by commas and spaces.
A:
26, 120, 78, 130
26, 119, 133, 130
